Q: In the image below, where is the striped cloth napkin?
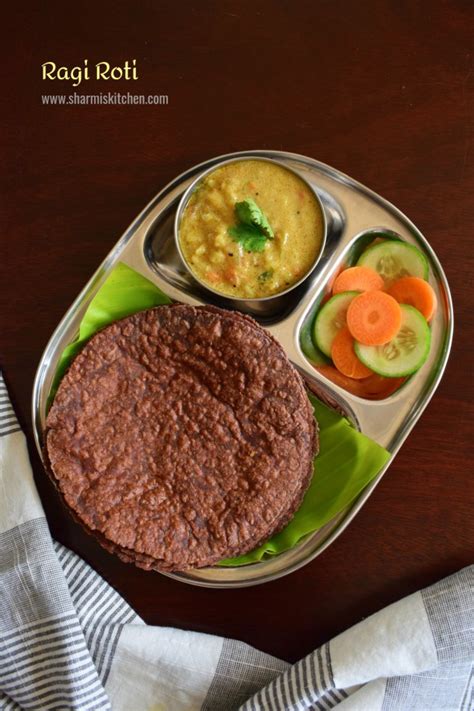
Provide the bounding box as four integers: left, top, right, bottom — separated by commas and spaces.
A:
0, 372, 472, 711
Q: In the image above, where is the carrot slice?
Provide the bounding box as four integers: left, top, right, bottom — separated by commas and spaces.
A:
316, 365, 405, 400
333, 266, 384, 295
316, 365, 369, 397
331, 327, 373, 379
347, 291, 402, 345
360, 374, 406, 398
388, 276, 437, 321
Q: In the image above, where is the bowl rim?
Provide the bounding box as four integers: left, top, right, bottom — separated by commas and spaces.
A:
173, 155, 328, 302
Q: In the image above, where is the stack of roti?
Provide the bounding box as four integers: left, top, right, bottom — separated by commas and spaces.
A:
45, 305, 318, 571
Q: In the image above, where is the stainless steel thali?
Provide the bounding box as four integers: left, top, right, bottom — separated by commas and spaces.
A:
32, 150, 453, 588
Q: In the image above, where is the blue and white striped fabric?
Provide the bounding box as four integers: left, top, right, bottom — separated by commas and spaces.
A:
0, 372, 472, 710
241, 567, 473, 711
0, 382, 21, 437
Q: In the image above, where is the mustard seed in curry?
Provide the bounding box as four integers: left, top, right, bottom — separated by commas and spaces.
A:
178, 159, 324, 298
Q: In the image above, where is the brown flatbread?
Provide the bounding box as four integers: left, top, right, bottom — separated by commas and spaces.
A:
45, 304, 318, 571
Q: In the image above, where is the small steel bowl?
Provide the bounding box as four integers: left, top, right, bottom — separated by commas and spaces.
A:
174, 156, 327, 316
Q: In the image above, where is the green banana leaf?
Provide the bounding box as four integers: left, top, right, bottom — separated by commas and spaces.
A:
50, 262, 171, 399
220, 392, 389, 565
51, 261, 390, 566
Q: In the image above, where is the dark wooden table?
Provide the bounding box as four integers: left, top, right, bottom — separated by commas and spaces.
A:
2, 1, 472, 662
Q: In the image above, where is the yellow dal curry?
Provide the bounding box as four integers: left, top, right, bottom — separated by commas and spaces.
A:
178, 160, 324, 298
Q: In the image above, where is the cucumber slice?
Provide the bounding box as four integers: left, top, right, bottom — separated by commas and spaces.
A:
313, 291, 358, 357
300, 316, 328, 365
357, 241, 429, 287
354, 305, 431, 377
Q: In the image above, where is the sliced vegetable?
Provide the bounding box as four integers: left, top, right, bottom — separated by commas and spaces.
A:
311, 235, 433, 399
326, 266, 343, 294
347, 291, 402, 346
331, 327, 373, 379
300, 317, 328, 365
313, 291, 358, 357
388, 276, 437, 322
345, 233, 387, 264
357, 241, 429, 286
316, 365, 406, 399
332, 266, 384, 295
355, 305, 431, 377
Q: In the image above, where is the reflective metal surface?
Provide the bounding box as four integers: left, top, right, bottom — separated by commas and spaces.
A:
32, 150, 453, 588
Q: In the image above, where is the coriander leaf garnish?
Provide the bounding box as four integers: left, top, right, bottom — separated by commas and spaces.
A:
228, 224, 268, 253
235, 199, 274, 239
228, 198, 274, 253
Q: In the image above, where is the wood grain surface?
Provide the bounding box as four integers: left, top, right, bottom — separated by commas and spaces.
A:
1, 1, 472, 662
